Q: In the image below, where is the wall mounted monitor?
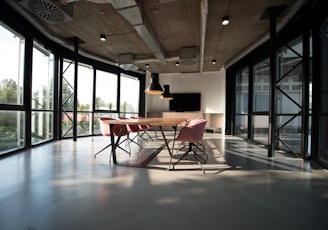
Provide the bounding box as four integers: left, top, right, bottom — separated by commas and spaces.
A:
169, 93, 201, 112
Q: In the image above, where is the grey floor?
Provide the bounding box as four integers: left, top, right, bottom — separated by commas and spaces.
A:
0, 132, 327, 230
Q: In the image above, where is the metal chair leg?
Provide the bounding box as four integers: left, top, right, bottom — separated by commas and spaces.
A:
172, 143, 207, 173
94, 144, 112, 158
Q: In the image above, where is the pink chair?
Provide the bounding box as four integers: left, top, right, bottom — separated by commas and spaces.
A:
94, 117, 130, 158
119, 117, 143, 147
130, 116, 153, 142
171, 118, 208, 173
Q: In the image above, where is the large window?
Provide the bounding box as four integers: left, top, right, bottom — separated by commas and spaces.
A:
61, 59, 75, 137
235, 67, 249, 138
0, 19, 144, 156
276, 37, 303, 153
252, 58, 270, 144
61, 60, 94, 137
232, 32, 314, 158
77, 64, 93, 136
94, 70, 118, 134
31, 42, 54, 144
319, 18, 328, 166
95, 70, 118, 111
120, 74, 140, 117
0, 23, 25, 154
0, 24, 24, 105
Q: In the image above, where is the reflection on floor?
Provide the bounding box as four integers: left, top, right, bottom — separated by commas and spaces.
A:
0, 132, 327, 230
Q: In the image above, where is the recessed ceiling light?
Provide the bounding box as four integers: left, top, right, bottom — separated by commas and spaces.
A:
100, 34, 106, 41
221, 16, 230, 26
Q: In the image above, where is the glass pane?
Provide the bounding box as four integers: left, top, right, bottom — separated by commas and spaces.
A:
31, 111, 53, 144
32, 45, 54, 110
276, 88, 301, 114
120, 74, 140, 114
309, 34, 313, 112
235, 68, 248, 114
77, 65, 93, 112
319, 19, 328, 165
253, 115, 268, 144
319, 116, 328, 165
0, 24, 24, 105
277, 38, 303, 114
253, 58, 269, 112
276, 37, 303, 154
0, 111, 25, 154
323, 93, 328, 113
323, 40, 328, 114
62, 60, 75, 111
95, 70, 117, 111
62, 112, 73, 137
77, 112, 92, 136
277, 115, 302, 152
235, 115, 248, 138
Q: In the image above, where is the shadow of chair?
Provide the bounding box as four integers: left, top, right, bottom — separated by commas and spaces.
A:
171, 118, 208, 173
94, 117, 130, 158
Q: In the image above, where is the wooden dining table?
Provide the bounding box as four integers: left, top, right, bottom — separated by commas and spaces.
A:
101, 117, 187, 164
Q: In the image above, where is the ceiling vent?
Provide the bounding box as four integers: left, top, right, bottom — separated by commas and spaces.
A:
19, 0, 73, 24
119, 53, 138, 71
179, 47, 197, 65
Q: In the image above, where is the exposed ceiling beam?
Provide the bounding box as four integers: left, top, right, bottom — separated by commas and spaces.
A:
199, 0, 208, 73
111, 0, 167, 64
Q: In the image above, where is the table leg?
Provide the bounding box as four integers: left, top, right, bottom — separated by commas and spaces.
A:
109, 124, 117, 164
171, 126, 178, 154
109, 124, 126, 164
158, 126, 172, 156
158, 126, 178, 156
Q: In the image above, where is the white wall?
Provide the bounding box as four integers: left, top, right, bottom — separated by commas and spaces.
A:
145, 70, 226, 114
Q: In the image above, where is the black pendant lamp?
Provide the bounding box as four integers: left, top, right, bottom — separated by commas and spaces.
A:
145, 73, 163, 94
160, 85, 173, 100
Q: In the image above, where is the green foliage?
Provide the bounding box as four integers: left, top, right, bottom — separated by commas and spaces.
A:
32, 82, 54, 110
0, 112, 17, 132
62, 82, 74, 111
120, 101, 136, 113
0, 79, 18, 104
78, 103, 90, 111
0, 79, 20, 139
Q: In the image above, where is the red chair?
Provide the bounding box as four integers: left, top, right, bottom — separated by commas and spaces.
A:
94, 117, 130, 158
171, 118, 208, 173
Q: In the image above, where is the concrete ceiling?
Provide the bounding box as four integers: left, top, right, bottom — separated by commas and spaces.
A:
7, 0, 305, 74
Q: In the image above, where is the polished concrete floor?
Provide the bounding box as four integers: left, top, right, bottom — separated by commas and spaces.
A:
0, 133, 327, 230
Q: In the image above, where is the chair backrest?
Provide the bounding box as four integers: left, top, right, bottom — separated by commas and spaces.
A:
119, 117, 140, 132
130, 116, 150, 129
99, 117, 128, 136
185, 117, 205, 127
176, 118, 207, 143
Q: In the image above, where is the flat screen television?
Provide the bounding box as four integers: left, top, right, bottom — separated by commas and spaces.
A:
169, 93, 201, 112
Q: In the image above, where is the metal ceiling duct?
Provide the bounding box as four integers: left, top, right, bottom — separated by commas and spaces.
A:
57, 0, 110, 3
60, 0, 168, 65
10, 0, 209, 73
111, 0, 167, 64
179, 47, 197, 66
